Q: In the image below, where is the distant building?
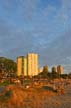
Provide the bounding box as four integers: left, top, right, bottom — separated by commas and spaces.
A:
43, 65, 49, 73
52, 66, 57, 73
17, 53, 39, 77
17, 56, 27, 76
57, 65, 64, 74
39, 67, 43, 73
23, 57, 27, 76
17, 56, 23, 76
27, 53, 39, 76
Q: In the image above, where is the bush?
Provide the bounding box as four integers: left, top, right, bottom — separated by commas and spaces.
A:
0, 90, 13, 101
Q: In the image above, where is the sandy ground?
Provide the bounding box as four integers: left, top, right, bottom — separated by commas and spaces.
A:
0, 81, 71, 108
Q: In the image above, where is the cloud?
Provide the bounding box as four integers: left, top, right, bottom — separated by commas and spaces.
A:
40, 29, 71, 66
53, 0, 71, 26
0, 0, 71, 72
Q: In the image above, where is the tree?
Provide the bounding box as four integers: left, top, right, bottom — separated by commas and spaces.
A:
60, 74, 68, 79
0, 57, 17, 77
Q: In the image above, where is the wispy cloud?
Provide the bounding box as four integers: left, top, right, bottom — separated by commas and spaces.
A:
0, 0, 71, 72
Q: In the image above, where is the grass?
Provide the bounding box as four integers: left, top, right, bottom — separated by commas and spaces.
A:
0, 80, 14, 86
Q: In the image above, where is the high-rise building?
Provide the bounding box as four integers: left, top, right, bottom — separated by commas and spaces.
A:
39, 67, 43, 73
23, 57, 27, 76
27, 53, 39, 76
43, 65, 48, 73
17, 56, 27, 76
52, 66, 57, 73
17, 53, 39, 77
57, 65, 64, 74
17, 56, 23, 76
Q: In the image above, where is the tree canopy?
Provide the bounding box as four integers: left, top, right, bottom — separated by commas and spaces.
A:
0, 57, 17, 76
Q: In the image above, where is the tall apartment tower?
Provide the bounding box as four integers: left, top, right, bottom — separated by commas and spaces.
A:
57, 65, 64, 74
17, 56, 27, 76
43, 65, 49, 73
52, 66, 57, 73
27, 53, 39, 76
17, 53, 39, 77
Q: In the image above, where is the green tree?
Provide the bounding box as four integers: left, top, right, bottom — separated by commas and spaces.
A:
0, 57, 17, 77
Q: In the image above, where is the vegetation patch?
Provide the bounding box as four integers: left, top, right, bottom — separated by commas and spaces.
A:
42, 86, 57, 93
0, 90, 13, 101
0, 80, 14, 87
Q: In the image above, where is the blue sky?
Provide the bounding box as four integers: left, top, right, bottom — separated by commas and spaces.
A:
0, 0, 71, 73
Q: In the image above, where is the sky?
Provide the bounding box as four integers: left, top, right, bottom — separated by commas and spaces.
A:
0, 0, 71, 73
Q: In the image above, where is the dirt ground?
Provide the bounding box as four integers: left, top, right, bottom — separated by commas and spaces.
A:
0, 80, 71, 108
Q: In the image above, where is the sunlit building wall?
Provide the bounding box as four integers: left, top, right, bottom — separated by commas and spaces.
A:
39, 67, 43, 73
17, 56, 27, 76
27, 53, 39, 76
57, 65, 64, 74
34, 54, 39, 76
17, 56, 23, 76
17, 53, 39, 77
23, 57, 27, 76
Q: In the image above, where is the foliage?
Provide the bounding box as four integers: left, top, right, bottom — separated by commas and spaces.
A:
0, 90, 13, 101
0, 57, 17, 76
51, 72, 60, 79
38, 71, 48, 78
0, 80, 14, 86
60, 74, 68, 79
